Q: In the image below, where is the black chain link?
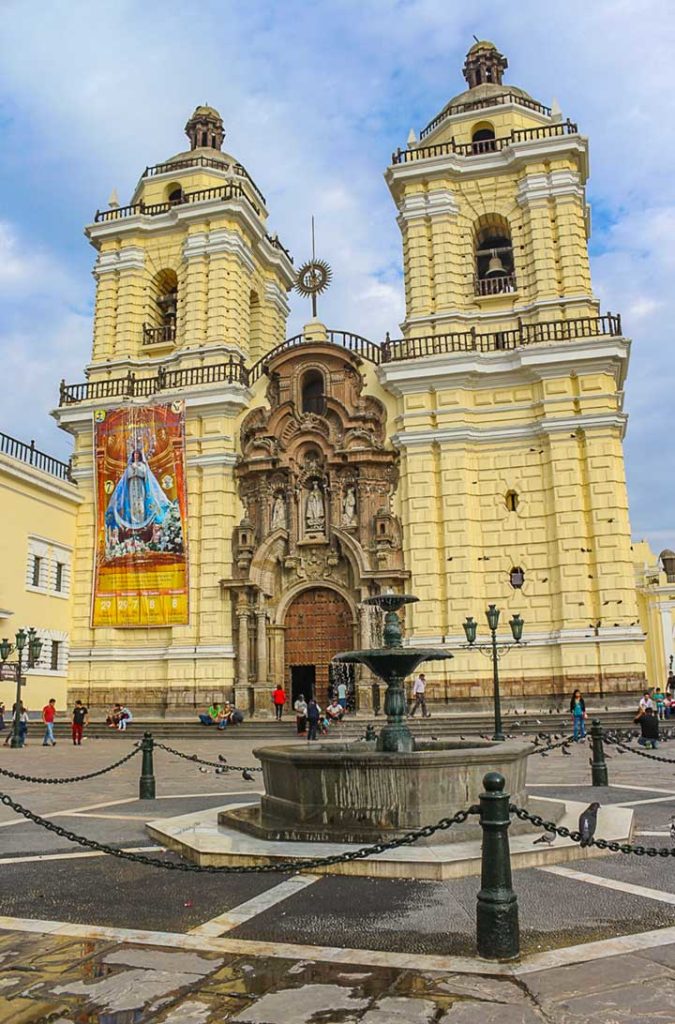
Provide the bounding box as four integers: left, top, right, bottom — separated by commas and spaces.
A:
510, 805, 675, 858
154, 742, 263, 773
0, 790, 477, 873
604, 738, 675, 765
526, 734, 574, 756
0, 745, 140, 785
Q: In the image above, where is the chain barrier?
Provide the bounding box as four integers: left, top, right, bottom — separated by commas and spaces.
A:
526, 734, 574, 756
604, 736, 675, 765
0, 745, 140, 785
511, 805, 675, 858
0, 789, 477, 873
154, 741, 263, 773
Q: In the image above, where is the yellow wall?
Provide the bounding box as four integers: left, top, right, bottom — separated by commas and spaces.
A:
0, 453, 80, 713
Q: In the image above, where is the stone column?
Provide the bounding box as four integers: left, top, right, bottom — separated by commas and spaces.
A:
234, 594, 251, 711
256, 594, 268, 684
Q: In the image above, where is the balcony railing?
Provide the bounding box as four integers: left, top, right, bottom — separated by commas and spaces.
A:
380, 313, 622, 362
58, 314, 622, 405
474, 274, 518, 296
142, 157, 267, 207
143, 323, 177, 346
392, 120, 579, 165
94, 181, 260, 223
0, 431, 72, 481
265, 233, 294, 263
58, 358, 248, 406
420, 92, 553, 140
247, 330, 384, 385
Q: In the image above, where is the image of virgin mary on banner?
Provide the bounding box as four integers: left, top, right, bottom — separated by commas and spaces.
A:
92, 402, 189, 627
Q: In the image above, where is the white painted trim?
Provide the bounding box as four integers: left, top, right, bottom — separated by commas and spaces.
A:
396, 188, 459, 223
411, 626, 645, 648
264, 279, 291, 317
187, 452, 238, 467
84, 342, 249, 373
94, 246, 145, 275
377, 337, 630, 397
183, 228, 255, 274
402, 294, 599, 330
391, 412, 628, 448
0, 454, 81, 504
516, 169, 584, 205
386, 134, 589, 187
69, 644, 235, 662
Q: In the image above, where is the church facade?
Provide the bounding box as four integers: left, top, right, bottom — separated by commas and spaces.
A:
24, 42, 663, 712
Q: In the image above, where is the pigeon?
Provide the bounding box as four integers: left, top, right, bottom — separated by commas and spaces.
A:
670, 817, 675, 843
540, 752, 549, 758
242, 769, 255, 781
579, 802, 600, 847
431, 735, 439, 741
199, 767, 210, 774
218, 754, 228, 763
533, 833, 555, 846
562, 746, 572, 756
459, 735, 465, 741
536, 719, 542, 726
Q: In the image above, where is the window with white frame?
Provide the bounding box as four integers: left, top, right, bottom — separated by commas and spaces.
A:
26, 538, 72, 597
26, 631, 69, 675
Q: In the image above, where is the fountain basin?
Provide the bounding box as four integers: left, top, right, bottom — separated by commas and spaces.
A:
219, 739, 545, 844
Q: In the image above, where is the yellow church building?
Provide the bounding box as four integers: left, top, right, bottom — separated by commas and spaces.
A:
2, 42, 674, 715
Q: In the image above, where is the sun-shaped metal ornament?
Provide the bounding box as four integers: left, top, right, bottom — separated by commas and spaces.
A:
295, 259, 332, 299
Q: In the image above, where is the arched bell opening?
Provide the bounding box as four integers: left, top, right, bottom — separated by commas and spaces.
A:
474, 214, 516, 296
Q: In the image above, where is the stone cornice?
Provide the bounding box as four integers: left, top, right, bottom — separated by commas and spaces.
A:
413, 625, 645, 648
70, 643, 236, 662
516, 169, 585, 206
184, 228, 255, 273
264, 279, 291, 317
94, 247, 145, 275
0, 453, 82, 505
391, 412, 628, 448
85, 342, 248, 374
378, 336, 630, 396
386, 135, 590, 191
86, 195, 264, 248
396, 188, 460, 224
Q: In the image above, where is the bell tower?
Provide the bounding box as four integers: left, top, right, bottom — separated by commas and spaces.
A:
380, 43, 646, 700
86, 105, 294, 369
53, 108, 295, 714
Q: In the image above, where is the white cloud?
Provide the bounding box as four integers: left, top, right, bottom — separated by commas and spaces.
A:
0, 0, 673, 549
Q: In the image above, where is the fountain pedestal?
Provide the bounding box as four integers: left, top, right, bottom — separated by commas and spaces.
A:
219, 737, 538, 844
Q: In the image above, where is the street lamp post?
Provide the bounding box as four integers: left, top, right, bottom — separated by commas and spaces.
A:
0, 629, 43, 748
463, 605, 524, 742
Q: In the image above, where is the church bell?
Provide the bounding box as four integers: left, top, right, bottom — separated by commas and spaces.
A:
486, 250, 506, 276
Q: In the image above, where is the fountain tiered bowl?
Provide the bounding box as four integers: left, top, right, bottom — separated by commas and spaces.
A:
220, 594, 536, 844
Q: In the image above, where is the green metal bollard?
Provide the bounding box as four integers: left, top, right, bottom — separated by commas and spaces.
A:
476, 771, 520, 961
139, 731, 156, 800
590, 719, 608, 787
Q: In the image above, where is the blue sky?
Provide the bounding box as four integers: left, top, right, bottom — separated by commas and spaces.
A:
0, 0, 673, 553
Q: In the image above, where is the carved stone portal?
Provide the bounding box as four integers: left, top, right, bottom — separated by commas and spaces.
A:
229, 342, 407, 715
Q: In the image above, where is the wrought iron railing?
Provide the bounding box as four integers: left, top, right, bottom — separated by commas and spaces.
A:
58, 358, 248, 406
143, 323, 176, 346
58, 314, 622, 405
420, 92, 552, 140
474, 274, 518, 296
93, 181, 260, 223
265, 233, 294, 263
0, 432, 72, 481
392, 120, 579, 165
380, 313, 622, 361
141, 157, 267, 206
246, 330, 383, 385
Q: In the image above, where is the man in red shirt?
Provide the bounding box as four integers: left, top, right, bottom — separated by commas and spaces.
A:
42, 699, 56, 747
272, 685, 286, 721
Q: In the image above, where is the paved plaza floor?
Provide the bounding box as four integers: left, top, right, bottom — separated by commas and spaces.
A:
0, 727, 671, 1021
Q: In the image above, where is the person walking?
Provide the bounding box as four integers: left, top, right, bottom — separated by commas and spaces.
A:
42, 698, 57, 747
71, 700, 88, 745
306, 698, 321, 741
570, 689, 587, 741
272, 685, 286, 721
408, 673, 430, 718
294, 694, 308, 735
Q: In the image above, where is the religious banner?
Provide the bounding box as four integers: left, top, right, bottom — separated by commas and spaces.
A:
92, 402, 189, 627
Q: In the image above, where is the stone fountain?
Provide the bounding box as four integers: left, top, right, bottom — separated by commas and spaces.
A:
220, 594, 536, 843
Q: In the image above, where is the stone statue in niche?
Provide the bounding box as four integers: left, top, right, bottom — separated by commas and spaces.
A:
305, 480, 325, 532
342, 486, 357, 527
271, 493, 286, 531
